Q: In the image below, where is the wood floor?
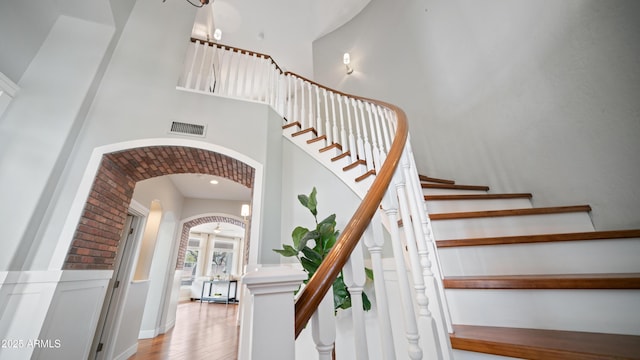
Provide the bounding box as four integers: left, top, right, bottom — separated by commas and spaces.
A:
128, 301, 239, 360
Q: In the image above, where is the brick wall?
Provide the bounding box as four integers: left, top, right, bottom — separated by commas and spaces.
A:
63, 146, 254, 270
175, 215, 246, 270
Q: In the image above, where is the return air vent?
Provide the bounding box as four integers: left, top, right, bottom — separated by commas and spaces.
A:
169, 121, 206, 137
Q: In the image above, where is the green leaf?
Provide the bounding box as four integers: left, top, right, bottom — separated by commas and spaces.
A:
362, 292, 372, 311
318, 214, 336, 228
291, 226, 309, 251
297, 194, 309, 209
301, 246, 322, 263
308, 187, 318, 216
364, 267, 374, 280
273, 244, 298, 257
300, 256, 320, 276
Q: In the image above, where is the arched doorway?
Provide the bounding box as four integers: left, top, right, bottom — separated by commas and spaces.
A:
64, 145, 255, 270
65, 144, 256, 359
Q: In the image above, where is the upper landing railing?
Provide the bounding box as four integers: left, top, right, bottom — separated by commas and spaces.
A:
179, 38, 451, 360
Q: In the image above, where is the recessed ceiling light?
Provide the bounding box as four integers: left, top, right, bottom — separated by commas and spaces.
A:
210, 179, 219, 185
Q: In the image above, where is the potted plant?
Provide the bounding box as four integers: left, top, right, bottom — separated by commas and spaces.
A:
274, 187, 372, 311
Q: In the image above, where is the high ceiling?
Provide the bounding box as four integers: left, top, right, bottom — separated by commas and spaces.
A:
191, 0, 370, 77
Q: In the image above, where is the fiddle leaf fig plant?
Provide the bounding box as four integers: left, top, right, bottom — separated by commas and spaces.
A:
274, 187, 372, 312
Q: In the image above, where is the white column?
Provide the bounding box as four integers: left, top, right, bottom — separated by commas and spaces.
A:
241, 266, 306, 360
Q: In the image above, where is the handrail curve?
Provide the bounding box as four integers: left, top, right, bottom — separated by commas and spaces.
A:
294, 100, 407, 337
188, 37, 409, 339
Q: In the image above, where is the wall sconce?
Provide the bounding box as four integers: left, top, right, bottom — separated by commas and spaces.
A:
343, 52, 354, 75
241, 204, 251, 220
213, 28, 222, 42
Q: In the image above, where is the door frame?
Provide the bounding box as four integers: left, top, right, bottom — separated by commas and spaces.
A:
89, 202, 147, 360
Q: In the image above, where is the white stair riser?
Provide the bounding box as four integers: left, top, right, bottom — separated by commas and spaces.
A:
426, 198, 532, 213
423, 188, 488, 196
438, 239, 640, 276
431, 212, 595, 239
445, 289, 640, 335
452, 350, 520, 360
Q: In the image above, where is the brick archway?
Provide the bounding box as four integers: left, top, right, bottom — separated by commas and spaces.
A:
175, 215, 246, 270
64, 146, 254, 270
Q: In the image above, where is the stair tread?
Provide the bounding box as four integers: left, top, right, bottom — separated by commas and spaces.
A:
425, 193, 533, 201
430, 205, 592, 220
319, 142, 342, 153
282, 121, 301, 130
422, 183, 489, 191
450, 324, 640, 360
331, 151, 351, 162
291, 127, 317, 137
419, 175, 455, 184
437, 229, 640, 247
443, 273, 640, 289
307, 134, 326, 144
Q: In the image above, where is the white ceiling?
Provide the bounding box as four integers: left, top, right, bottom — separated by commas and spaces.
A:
191, 0, 370, 77
167, 173, 251, 201
191, 221, 245, 238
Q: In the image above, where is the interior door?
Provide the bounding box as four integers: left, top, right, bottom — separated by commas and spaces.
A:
90, 214, 141, 360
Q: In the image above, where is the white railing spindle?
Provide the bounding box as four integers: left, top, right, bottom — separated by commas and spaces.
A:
330, 92, 339, 145
338, 95, 348, 152
311, 291, 337, 360
343, 242, 369, 360
384, 188, 423, 360
364, 212, 396, 360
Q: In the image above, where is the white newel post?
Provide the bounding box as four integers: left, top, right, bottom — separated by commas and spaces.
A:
241, 266, 306, 360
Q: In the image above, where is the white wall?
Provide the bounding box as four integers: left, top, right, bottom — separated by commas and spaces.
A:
30, 0, 283, 271
0, 15, 115, 271
312, 0, 640, 230
182, 198, 247, 220
279, 140, 361, 261
131, 176, 184, 338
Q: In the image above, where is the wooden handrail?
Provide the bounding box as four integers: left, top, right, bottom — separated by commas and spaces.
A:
190, 37, 409, 339
190, 37, 284, 74
294, 97, 408, 337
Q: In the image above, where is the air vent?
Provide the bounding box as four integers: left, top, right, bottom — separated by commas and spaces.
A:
169, 121, 206, 137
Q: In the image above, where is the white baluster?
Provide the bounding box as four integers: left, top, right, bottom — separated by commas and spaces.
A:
286, 74, 293, 121
337, 95, 348, 153
323, 89, 330, 141
343, 241, 369, 360
351, 98, 365, 161
195, 41, 209, 90
384, 185, 423, 360
379, 107, 393, 155
236, 52, 247, 97
315, 85, 323, 134
278, 74, 287, 118
299, 79, 306, 128
269, 63, 276, 107
365, 102, 382, 171
207, 44, 219, 93
227, 50, 239, 97
372, 105, 386, 161
221, 46, 233, 96
363, 211, 396, 360
307, 81, 314, 130
185, 40, 200, 89
330, 92, 339, 145
312, 289, 337, 360
345, 97, 357, 159
405, 141, 454, 359
293, 76, 299, 122
358, 100, 374, 171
